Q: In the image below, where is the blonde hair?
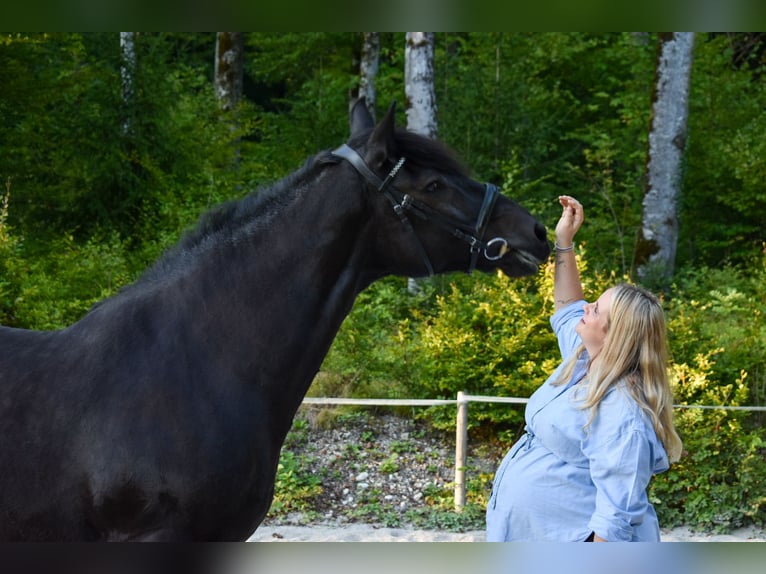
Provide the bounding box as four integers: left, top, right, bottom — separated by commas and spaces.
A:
555, 283, 683, 462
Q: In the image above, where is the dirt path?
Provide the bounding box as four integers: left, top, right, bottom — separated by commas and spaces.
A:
248, 523, 766, 542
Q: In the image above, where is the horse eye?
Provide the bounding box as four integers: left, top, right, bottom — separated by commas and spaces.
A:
425, 180, 439, 193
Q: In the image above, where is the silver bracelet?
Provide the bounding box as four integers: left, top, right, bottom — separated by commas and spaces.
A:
554, 242, 574, 252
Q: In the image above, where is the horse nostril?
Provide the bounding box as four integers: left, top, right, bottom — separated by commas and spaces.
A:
534, 222, 547, 241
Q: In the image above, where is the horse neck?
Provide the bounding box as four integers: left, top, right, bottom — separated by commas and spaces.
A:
157, 175, 371, 414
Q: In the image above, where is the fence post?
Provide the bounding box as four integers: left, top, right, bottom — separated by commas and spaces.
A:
454, 391, 468, 512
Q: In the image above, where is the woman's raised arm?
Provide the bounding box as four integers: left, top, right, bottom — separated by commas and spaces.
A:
553, 195, 585, 312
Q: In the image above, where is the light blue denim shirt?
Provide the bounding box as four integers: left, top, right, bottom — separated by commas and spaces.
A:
486, 300, 670, 542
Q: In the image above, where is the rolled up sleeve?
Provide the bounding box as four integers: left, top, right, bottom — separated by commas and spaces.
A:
585, 428, 656, 541
550, 300, 586, 360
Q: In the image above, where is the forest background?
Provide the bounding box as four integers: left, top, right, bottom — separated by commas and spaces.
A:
1, 32, 765, 532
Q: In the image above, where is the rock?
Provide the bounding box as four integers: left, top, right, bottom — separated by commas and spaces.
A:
264, 411, 505, 528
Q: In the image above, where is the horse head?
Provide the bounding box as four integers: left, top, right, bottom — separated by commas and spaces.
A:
337, 99, 551, 279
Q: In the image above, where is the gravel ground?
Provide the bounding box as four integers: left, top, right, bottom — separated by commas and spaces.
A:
260, 408, 502, 530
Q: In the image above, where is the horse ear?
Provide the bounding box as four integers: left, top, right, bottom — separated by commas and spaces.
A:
349, 97, 374, 137
365, 102, 397, 168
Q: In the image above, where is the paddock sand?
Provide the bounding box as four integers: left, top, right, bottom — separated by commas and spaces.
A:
248, 523, 766, 543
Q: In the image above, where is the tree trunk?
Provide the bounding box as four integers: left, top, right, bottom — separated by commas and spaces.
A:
215, 32, 245, 170
405, 32, 437, 139
359, 32, 380, 121
634, 32, 694, 287
120, 32, 136, 135
214, 32, 245, 111
405, 32, 437, 293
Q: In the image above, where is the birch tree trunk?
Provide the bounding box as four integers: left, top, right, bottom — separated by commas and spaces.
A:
359, 32, 380, 121
120, 32, 136, 135
405, 32, 437, 293
405, 32, 437, 139
214, 32, 245, 111
214, 32, 245, 169
634, 32, 694, 287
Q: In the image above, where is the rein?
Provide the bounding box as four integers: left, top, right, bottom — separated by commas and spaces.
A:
332, 143, 509, 275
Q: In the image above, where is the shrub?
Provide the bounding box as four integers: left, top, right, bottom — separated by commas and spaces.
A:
7, 233, 133, 330
269, 450, 323, 517
650, 260, 766, 531
317, 276, 431, 400
666, 262, 766, 410
650, 356, 766, 531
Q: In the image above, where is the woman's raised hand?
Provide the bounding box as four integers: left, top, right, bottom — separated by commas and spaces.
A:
555, 195, 584, 248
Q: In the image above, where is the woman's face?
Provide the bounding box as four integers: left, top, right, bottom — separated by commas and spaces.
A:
575, 287, 614, 356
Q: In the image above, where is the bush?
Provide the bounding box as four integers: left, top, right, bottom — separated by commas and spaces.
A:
649, 259, 766, 531
5, 233, 133, 330
316, 276, 424, 400
650, 356, 766, 531
269, 450, 323, 518
666, 261, 766, 409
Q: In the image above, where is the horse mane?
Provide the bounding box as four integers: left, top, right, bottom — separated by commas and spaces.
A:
133, 153, 326, 287
131, 128, 469, 288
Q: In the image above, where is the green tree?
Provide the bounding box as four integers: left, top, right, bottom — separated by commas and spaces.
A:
680, 33, 766, 269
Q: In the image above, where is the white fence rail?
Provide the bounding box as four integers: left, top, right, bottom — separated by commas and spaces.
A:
300, 393, 766, 511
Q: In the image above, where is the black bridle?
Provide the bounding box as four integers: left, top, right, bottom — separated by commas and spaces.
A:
332, 143, 509, 275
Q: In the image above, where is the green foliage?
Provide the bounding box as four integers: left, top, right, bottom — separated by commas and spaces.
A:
317, 276, 425, 399
667, 262, 766, 409
437, 33, 657, 276
1, 33, 256, 247
268, 419, 324, 518
269, 450, 323, 517
3, 233, 133, 330
646, 258, 766, 531
681, 34, 766, 267
1, 182, 134, 329
405, 271, 555, 433
403, 502, 487, 532
245, 32, 359, 173
650, 362, 766, 531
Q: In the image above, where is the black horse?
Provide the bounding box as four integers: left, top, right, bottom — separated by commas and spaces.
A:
0, 100, 549, 541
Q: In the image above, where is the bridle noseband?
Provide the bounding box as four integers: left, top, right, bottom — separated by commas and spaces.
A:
332, 143, 509, 275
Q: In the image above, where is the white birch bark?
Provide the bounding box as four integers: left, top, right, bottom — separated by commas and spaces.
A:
214, 32, 245, 111
120, 32, 135, 134
359, 32, 380, 121
636, 32, 694, 285
405, 32, 437, 292
405, 32, 437, 138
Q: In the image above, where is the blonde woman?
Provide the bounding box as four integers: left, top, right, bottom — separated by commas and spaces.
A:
486, 195, 683, 542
